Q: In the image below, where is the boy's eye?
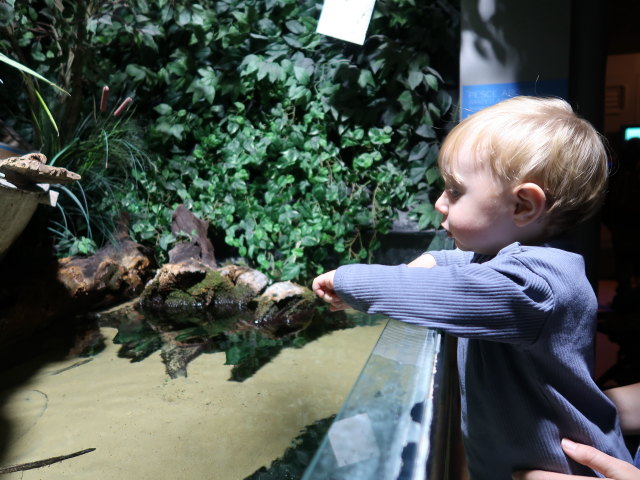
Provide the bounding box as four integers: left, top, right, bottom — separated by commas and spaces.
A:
447, 188, 461, 199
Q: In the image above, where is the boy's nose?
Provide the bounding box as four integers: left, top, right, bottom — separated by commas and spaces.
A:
435, 192, 448, 215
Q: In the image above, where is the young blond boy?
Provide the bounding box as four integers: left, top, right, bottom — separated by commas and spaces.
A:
313, 96, 633, 479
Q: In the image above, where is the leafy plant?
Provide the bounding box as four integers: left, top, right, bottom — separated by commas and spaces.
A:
0, 1, 153, 255
1, 0, 460, 281
0, 51, 68, 139
0, 0, 98, 148
184, 104, 411, 279
102, 0, 458, 280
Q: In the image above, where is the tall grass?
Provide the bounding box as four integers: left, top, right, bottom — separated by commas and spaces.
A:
47, 101, 155, 256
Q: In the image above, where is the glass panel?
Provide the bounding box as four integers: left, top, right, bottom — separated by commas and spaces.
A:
302, 319, 445, 480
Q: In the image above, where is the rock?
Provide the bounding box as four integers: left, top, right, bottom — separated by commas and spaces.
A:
218, 264, 269, 296
138, 262, 221, 310
253, 281, 319, 336
138, 263, 259, 316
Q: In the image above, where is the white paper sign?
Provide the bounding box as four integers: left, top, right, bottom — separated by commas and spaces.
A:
316, 0, 376, 45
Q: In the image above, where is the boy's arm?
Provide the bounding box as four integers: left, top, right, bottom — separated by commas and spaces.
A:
330, 259, 553, 343
313, 253, 436, 310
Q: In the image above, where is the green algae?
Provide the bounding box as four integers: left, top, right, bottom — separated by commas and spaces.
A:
140, 268, 257, 315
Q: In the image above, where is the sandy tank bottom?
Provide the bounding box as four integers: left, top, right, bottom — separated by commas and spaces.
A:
0, 322, 385, 480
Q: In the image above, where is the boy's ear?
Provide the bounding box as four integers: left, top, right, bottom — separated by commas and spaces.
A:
512, 183, 546, 227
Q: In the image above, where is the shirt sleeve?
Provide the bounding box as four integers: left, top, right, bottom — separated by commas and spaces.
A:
333, 256, 554, 344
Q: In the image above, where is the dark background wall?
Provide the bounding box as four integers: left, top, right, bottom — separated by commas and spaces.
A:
607, 0, 640, 55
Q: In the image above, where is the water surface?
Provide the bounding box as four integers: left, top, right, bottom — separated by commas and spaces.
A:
0, 315, 385, 479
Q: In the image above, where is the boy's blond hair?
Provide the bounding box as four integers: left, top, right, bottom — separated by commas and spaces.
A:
438, 96, 609, 235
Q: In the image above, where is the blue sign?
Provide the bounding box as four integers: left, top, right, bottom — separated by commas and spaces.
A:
461, 79, 569, 119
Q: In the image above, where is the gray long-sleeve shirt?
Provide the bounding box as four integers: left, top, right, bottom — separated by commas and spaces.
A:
333, 242, 632, 479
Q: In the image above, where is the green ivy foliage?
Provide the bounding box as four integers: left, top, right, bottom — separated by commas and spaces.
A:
0, 0, 459, 282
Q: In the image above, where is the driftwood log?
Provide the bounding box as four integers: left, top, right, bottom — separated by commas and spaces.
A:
0, 217, 153, 356
168, 204, 216, 268
0, 205, 319, 363
0, 448, 95, 474
57, 229, 152, 308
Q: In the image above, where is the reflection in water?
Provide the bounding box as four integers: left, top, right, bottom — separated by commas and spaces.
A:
85, 305, 380, 382
0, 311, 385, 479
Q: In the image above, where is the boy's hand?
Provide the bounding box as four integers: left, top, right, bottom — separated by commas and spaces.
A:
312, 270, 351, 311
512, 438, 640, 480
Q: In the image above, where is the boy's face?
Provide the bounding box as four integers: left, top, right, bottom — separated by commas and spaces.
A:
435, 148, 520, 255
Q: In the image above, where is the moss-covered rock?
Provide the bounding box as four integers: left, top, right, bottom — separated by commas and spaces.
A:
138, 261, 220, 310
253, 281, 319, 336
138, 261, 268, 317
